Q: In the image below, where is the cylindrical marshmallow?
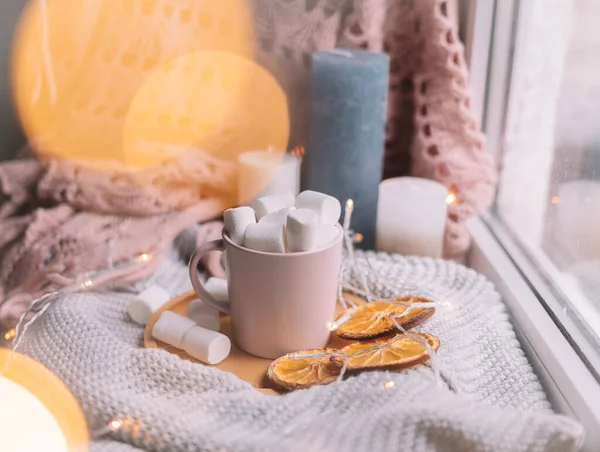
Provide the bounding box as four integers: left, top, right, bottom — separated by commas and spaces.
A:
296, 190, 341, 225
128, 285, 171, 325
204, 277, 229, 302
187, 300, 221, 332
182, 326, 231, 365
244, 223, 286, 253
258, 206, 296, 225
286, 209, 319, 252
252, 192, 295, 220
152, 311, 197, 349
224, 206, 256, 245
318, 224, 339, 249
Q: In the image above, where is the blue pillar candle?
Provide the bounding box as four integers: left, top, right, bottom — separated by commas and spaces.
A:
304, 49, 390, 249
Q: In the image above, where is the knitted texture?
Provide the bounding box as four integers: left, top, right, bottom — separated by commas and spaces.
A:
17, 250, 583, 451
0, 159, 230, 327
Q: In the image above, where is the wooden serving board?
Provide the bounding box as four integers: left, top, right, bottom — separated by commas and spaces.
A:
144, 291, 363, 395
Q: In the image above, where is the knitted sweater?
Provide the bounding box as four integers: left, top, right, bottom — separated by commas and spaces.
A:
18, 250, 583, 451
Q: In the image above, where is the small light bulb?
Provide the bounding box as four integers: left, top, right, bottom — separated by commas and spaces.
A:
346, 199, 354, 211
327, 321, 336, 332
446, 192, 458, 205
83, 280, 93, 288
551, 196, 560, 205
384, 381, 396, 389
352, 232, 364, 244
110, 419, 123, 431
138, 253, 150, 262
4, 328, 16, 341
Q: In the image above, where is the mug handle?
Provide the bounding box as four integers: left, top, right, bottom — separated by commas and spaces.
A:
188, 239, 230, 314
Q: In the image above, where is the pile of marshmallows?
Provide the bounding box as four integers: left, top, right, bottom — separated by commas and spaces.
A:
128, 278, 230, 365
225, 190, 342, 252
126, 190, 342, 366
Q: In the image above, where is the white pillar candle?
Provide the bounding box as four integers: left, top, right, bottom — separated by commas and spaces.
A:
375, 177, 447, 258
238, 150, 300, 205
552, 180, 600, 262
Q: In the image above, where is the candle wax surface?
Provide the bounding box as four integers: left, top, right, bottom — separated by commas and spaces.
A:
305, 49, 390, 249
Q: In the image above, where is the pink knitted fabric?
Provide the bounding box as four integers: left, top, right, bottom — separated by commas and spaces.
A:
0, 158, 231, 327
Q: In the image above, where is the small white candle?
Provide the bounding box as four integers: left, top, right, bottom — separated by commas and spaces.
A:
375, 177, 447, 258
238, 150, 300, 205
552, 180, 600, 262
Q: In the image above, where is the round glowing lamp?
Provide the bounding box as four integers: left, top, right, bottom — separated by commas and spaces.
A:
0, 349, 88, 451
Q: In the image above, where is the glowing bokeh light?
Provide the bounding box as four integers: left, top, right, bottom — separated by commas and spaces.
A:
0, 349, 88, 450
12, 0, 255, 168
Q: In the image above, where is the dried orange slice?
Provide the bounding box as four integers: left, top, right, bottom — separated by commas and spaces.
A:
336, 333, 440, 371
335, 297, 435, 340
267, 349, 342, 391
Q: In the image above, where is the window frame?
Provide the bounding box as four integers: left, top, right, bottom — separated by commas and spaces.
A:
463, 1, 600, 450
468, 216, 600, 451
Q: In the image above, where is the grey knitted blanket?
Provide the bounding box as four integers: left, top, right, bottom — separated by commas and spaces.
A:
18, 249, 584, 451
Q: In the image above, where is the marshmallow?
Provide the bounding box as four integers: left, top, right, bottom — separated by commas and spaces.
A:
258, 206, 296, 225
204, 277, 229, 302
224, 206, 256, 245
244, 223, 286, 253
318, 224, 339, 249
286, 209, 319, 252
295, 191, 341, 225
128, 285, 170, 325
182, 326, 231, 365
152, 311, 196, 349
187, 300, 220, 332
252, 192, 295, 220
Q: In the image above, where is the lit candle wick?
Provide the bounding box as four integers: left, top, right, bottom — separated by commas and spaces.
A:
343, 199, 354, 233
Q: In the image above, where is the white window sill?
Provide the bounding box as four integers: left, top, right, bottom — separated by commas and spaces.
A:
467, 214, 600, 451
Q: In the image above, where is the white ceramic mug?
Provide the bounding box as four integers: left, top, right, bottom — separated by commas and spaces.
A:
189, 225, 343, 359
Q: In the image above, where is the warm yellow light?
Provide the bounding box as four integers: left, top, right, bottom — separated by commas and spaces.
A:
138, 253, 150, 262
83, 280, 93, 288
123, 51, 289, 166
12, 0, 255, 168
346, 199, 354, 211
352, 233, 364, 244
0, 376, 68, 452
384, 380, 396, 389
4, 328, 16, 341
110, 419, 123, 431
551, 196, 560, 205
0, 349, 87, 451
446, 192, 458, 205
